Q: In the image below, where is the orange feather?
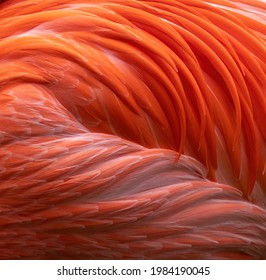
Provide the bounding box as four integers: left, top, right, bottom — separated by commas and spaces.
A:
0, 0, 265, 259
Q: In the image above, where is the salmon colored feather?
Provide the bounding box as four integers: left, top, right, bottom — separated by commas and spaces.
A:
0, 0, 265, 259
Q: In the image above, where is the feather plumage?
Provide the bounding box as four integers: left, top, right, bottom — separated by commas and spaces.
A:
0, 0, 265, 259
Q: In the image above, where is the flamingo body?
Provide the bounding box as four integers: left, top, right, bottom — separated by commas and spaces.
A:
0, 0, 266, 259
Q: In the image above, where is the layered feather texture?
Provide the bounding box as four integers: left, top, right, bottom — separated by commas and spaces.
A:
0, 0, 265, 259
